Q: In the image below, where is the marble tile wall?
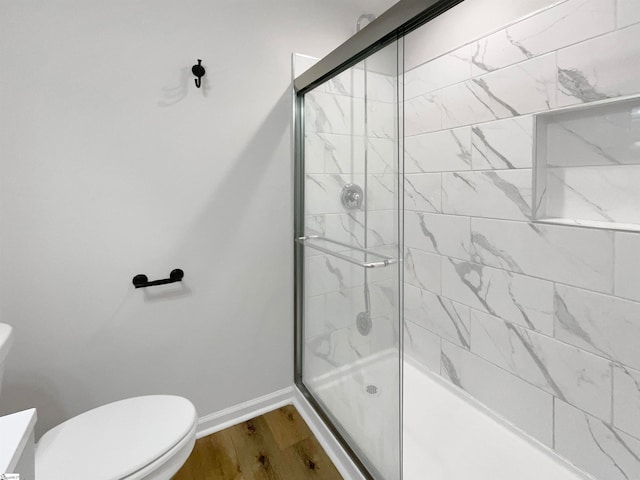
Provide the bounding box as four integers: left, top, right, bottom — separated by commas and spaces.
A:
403, 1, 640, 479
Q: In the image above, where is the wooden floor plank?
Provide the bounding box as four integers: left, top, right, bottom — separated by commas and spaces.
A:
289, 437, 343, 480
172, 406, 343, 480
227, 416, 310, 480
173, 429, 244, 480
262, 405, 311, 449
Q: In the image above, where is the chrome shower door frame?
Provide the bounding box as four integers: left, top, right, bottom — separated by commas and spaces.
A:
293, 1, 464, 478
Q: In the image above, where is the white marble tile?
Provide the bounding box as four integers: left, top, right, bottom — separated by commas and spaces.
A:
324, 212, 365, 248
404, 320, 441, 374
405, 248, 441, 294
441, 340, 554, 446
442, 169, 533, 221
352, 97, 366, 137
366, 71, 397, 104
618, 0, 640, 28
306, 325, 371, 372
405, 127, 472, 173
324, 287, 365, 331
557, 23, 640, 106
614, 365, 640, 440
443, 54, 555, 128
405, 285, 470, 348
304, 214, 325, 238
555, 284, 640, 371
368, 280, 398, 319
370, 314, 399, 353
303, 339, 335, 381
405, 92, 442, 136
543, 165, 640, 224
471, 0, 616, 75
347, 319, 375, 351
555, 399, 640, 480
305, 90, 360, 135
306, 134, 394, 176
364, 171, 399, 211
305, 174, 339, 215
442, 257, 554, 335
304, 294, 326, 340
404, 211, 471, 260
472, 53, 557, 119
470, 218, 614, 293
404, 173, 441, 213
314, 133, 362, 175
322, 68, 356, 97
441, 80, 498, 129
367, 138, 396, 174
471, 309, 612, 419
367, 173, 398, 212
366, 209, 397, 248
317, 62, 390, 103
615, 232, 640, 302
305, 254, 362, 297
471, 116, 533, 170
404, 45, 472, 99
541, 97, 640, 168
349, 67, 366, 100
367, 100, 396, 139
304, 132, 328, 174
305, 173, 355, 215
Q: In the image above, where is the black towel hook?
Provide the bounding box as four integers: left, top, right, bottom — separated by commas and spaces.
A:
192, 59, 205, 88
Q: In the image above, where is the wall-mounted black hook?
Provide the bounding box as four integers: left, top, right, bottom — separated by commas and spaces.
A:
132, 269, 184, 288
192, 59, 205, 88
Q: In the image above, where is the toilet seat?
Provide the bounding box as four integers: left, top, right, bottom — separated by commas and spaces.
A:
35, 395, 197, 480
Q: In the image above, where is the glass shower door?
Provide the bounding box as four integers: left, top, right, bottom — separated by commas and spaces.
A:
296, 40, 402, 480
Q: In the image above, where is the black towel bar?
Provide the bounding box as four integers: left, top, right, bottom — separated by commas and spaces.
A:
132, 269, 184, 288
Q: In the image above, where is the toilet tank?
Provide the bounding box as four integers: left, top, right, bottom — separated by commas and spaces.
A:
0, 324, 14, 398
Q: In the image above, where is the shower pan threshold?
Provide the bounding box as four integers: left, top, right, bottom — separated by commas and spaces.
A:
310, 352, 591, 480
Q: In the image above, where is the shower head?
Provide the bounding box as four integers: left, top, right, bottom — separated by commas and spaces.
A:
357, 13, 377, 32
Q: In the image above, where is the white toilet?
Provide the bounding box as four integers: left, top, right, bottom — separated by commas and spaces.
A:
0, 323, 198, 480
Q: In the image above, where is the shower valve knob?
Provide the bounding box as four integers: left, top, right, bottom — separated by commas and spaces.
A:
341, 184, 364, 210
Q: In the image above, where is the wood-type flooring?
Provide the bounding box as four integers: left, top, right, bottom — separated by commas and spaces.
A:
173, 405, 343, 480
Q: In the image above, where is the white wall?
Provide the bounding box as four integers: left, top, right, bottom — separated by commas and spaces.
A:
0, 0, 376, 437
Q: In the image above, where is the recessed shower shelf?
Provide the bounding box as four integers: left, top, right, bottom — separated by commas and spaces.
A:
296, 235, 398, 269
533, 95, 640, 232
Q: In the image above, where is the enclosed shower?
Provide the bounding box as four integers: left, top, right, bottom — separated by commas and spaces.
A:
294, 0, 640, 479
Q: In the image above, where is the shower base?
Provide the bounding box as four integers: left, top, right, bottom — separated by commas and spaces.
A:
308, 352, 590, 480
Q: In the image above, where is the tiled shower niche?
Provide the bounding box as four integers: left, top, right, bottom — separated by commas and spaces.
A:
534, 96, 640, 231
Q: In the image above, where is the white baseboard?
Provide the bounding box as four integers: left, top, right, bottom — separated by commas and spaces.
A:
196, 386, 295, 439
293, 387, 366, 480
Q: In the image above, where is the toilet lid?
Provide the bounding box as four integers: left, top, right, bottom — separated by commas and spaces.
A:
36, 395, 197, 480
